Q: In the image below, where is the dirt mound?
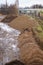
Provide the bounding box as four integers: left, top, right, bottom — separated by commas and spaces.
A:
18, 30, 43, 65
8, 15, 39, 31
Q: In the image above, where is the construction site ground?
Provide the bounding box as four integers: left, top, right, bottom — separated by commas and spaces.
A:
0, 14, 43, 65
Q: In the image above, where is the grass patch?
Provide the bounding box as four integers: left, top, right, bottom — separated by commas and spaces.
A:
35, 25, 43, 38
37, 32, 43, 38
35, 17, 43, 30
35, 25, 42, 32
40, 11, 43, 14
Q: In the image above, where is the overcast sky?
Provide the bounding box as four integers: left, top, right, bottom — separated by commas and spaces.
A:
0, 0, 43, 7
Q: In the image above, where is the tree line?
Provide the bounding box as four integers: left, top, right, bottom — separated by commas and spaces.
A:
0, 4, 18, 15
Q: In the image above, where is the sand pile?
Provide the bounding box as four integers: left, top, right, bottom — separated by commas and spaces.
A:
9, 15, 39, 31
18, 30, 43, 65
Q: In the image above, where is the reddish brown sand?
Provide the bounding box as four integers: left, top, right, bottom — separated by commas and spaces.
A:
8, 15, 39, 31
8, 15, 43, 65
18, 30, 43, 65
